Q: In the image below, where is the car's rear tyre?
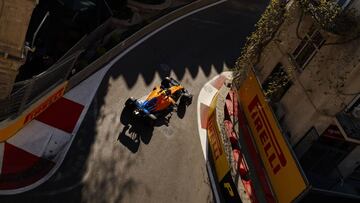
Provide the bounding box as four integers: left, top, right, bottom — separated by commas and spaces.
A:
170, 78, 180, 86
161, 77, 171, 88
125, 97, 136, 109
146, 114, 157, 126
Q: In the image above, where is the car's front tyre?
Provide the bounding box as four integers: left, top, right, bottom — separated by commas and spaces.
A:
125, 97, 136, 109
180, 93, 193, 106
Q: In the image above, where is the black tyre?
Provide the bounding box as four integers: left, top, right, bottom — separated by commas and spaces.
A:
148, 114, 157, 120
170, 78, 180, 86
125, 97, 136, 109
180, 94, 193, 106
146, 114, 157, 126
171, 90, 182, 101
161, 77, 171, 88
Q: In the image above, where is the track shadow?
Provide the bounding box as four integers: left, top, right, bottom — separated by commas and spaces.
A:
176, 102, 187, 119
153, 111, 173, 127
99, 0, 269, 90
120, 106, 133, 125
118, 125, 140, 153
118, 106, 156, 152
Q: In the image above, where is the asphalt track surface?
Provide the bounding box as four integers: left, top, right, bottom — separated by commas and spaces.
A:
1, 0, 268, 202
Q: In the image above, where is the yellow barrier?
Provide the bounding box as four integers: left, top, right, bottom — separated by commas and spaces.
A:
207, 93, 241, 203
238, 69, 308, 203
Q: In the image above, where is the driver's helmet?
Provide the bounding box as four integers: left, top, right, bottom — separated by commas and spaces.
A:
160, 89, 169, 96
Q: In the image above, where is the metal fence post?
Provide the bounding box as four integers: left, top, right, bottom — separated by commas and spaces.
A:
65, 50, 83, 80
17, 78, 35, 115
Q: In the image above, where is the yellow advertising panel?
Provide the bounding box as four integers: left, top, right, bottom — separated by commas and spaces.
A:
207, 93, 242, 202
207, 93, 229, 181
238, 69, 307, 203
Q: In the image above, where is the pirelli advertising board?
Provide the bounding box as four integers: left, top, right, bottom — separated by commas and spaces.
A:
238, 69, 308, 203
0, 82, 67, 142
207, 93, 241, 203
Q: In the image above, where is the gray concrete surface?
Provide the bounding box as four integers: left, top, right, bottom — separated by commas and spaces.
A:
0, 0, 268, 202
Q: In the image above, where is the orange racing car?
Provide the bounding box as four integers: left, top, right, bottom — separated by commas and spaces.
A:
125, 77, 193, 123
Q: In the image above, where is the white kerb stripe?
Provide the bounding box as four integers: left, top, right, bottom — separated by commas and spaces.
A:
7, 120, 54, 157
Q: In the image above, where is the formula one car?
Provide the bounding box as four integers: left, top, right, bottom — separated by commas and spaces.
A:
125, 77, 193, 123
